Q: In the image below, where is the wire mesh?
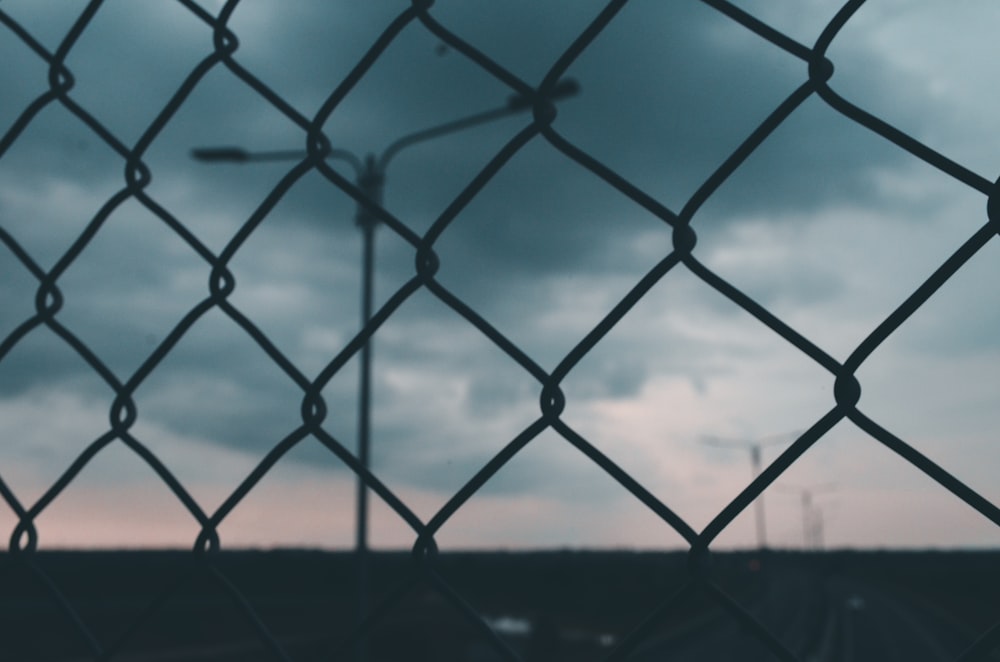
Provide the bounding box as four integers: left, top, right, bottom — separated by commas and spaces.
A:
1, 0, 999, 660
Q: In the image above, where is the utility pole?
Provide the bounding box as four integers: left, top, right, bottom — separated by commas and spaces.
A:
192, 78, 580, 661
701, 431, 800, 549
774, 483, 836, 549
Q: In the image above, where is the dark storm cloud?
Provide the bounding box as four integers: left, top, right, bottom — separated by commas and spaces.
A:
0, 0, 981, 481
552, 4, 921, 218
2, 0, 924, 297
318, 0, 933, 329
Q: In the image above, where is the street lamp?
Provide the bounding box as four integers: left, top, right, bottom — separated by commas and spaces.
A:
774, 483, 836, 550
701, 431, 800, 549
192, 77, 579, 654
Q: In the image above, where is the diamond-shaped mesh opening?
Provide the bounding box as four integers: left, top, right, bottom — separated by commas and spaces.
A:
558, 1, 805, 213
433, 427, 689, 551
560, 271, 830, 535
798, 425, 1000, 550
851, 246, 1000, 510
360, 289, 541, 524
143, 67, 310, 256
129, 308, 305, 507
222, 2, 404, 118
29, 439, 201, 550
59, 1, 211, 146
821, 3, 1000, 176
0, 381, 111, 508
0, 103, 124, 269
52, 198, 211, 380
213, 442, 356, 549
434, 138, 674, 366
222, 171, 366, 368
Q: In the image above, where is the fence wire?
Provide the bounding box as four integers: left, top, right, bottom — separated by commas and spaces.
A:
1, 0, 999, 660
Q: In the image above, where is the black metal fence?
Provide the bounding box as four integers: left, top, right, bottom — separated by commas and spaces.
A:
2, 1, 999, 660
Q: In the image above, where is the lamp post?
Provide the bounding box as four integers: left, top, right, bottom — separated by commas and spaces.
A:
701, 431, 800, 549
192, 77, 579, 657
774, 483, 836, 550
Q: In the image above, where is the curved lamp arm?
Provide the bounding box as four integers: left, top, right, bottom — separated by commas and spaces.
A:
190, 145, 364, 175
376, 77, 580, 171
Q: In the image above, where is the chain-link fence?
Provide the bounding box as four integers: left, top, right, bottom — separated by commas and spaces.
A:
2, 0, 999, 660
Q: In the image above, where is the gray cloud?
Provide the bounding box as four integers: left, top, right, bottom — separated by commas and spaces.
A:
0, 0, 938, 410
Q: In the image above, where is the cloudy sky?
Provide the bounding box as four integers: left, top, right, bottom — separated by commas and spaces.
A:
1, 0, 998, 551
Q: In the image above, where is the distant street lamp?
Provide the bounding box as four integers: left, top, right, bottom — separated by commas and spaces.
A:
701, 431, 800, 549
774, 483, 836, 550
192, 78, 579, 657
